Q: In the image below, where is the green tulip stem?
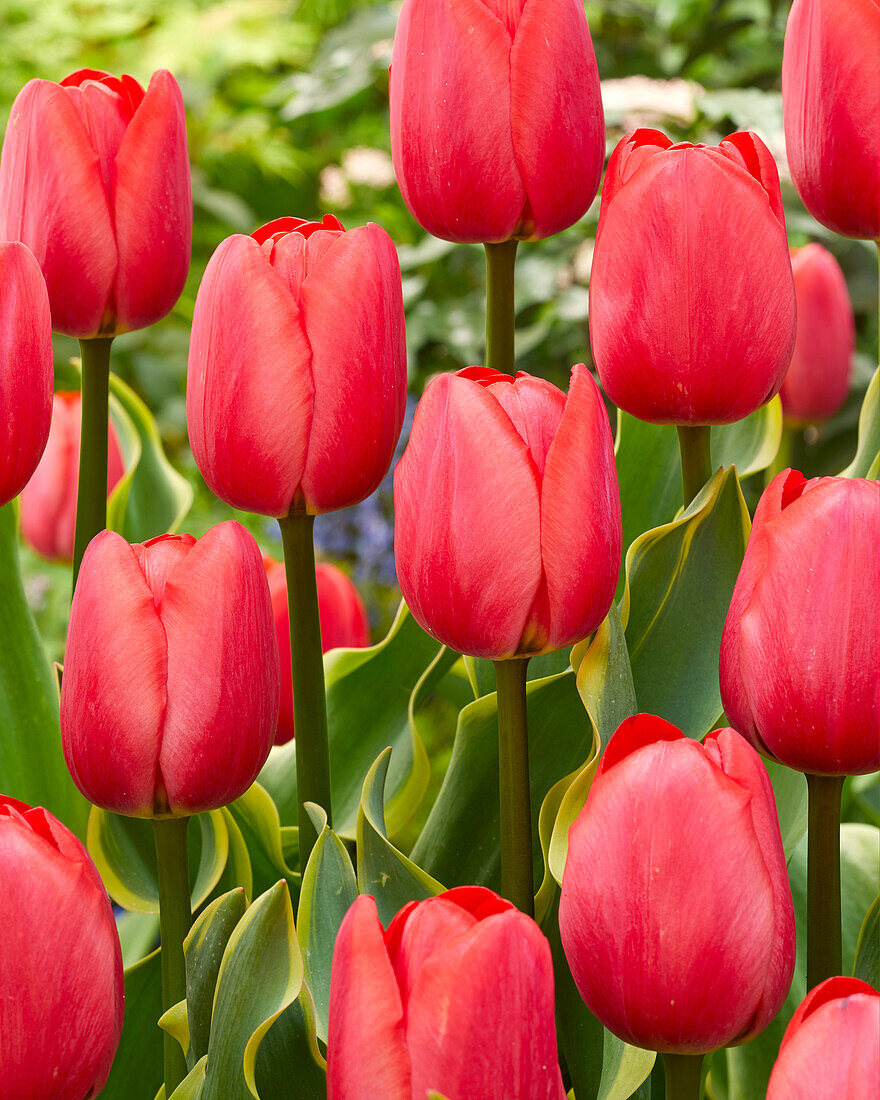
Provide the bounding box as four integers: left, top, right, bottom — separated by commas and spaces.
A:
484, 239, 519, 375
494, 657, 533, 917
72, 336, 114, 591
806, 773, 845, 989
278, 510, 331, 872
676, 425, 713, 509
152, 815, 192, 1097
663, 1053, 705, 1100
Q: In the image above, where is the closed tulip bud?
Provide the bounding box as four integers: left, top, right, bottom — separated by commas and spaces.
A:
559, 715, 796, 1054
264, 556, 370, 745
327, 887, 565, 1099
19, 391, 125, 561
389, 0, 605, 244
590, 129, 796, 425
0, 795, 123, 1099
60, 521, 279, 817
0, 242, 52, 508
187, 216, 406, 518
779, 244, 855, 423
766, 977, 880, 1099
720, 470, 880, 776
394, 364, 621, 659
782, 0, 880, 240
0, 69, 192, 338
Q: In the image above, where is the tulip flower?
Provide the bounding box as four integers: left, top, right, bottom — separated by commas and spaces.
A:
720, 471, 880, 777
19, 391, 125, 561
766, 977, 880, 1099
187, 215, 406, 519
779, 244, 855, 424
559, 715, 795, 1056
394, 364, 621, 659
389, 0, 605, 244
0, 68, 192, 338
0, 241, 53, 509
60, 521, 279, 818
327, 887, 565, 1099
0, 795, 123, 1099
589, 129, 796, 427
264, 556, 370, 745
782, 0, 879, 240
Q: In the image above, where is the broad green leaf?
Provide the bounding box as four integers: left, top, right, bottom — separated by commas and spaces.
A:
462, 646, 576, 700
87, 809, 229, 914
357, 749, 444, 925
596, 1035, 657, 1100
711, 397, 783, 479
226, 784, 298, 901
621, 466, 751, 738
169, 1058, 207, 1100
214, 807, 254, 901
117, 910, 160, 968
0, 503, 88, 836
251, 988, 327, 1099
853, 895, 879, 987
101, 948, 164, 1100
841, 366, 879, 478
763, 761, 808, 860
159, 1000, 191, 1062
107, 372, 193, 542
297, 803, 358, 1041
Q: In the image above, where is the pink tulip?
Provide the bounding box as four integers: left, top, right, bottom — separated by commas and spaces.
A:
264, 556, 370, 745
19, 391, 125, 561
0, 795, 123, 1099
559, 715, 795, 1054
720, 470, 880, 776
187, 216, 406, 518
0, 241, 53, 508
394, 365, 620, 658
60, 522, 279, 817
782, 0, 879, 239
589, 129, 796, 425
389, 0, 605, 243
779, 244, 855, 423
0, 68, 192, 338
327, 887, 565, 1099
766, 977, 879, 1099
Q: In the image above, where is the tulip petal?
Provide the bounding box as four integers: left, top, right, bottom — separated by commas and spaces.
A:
60, 530, 166, 816
327, 895, 411, 1100
394, 373, 543, 658
487, 374, 565, 479
390, 896, 477, 1012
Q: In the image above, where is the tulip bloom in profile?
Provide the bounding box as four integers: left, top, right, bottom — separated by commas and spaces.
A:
187, 216, 406, 519
782, 0, 879, 240
0, 241, 53, 508
394, 365, 621, 659
0, 69, 192, 338
61, 522, 279, 817
589, 129, 796, 425
559, 715, 795, 1054
720, 471, 880, 776
19, 392, 125, 561
264, 556, 370, 745
766, 977, 879, 1099
0, 796, 123, 1099
779, 244, 855, 424
327, 887, 564, 1099
389, 0, 605, 243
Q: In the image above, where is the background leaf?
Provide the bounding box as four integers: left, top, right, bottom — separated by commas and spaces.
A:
101, 948, 164, 1100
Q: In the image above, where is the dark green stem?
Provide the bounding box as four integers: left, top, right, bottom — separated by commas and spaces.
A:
676, 425, 713, 509
806, 773, 844, 989
663, 1052, 705, 1100
72, 337, 113, 591
494, 657, 533, 916
153, 816, 192, 1096
484, 240, 518, 375
278, 510, 331, 873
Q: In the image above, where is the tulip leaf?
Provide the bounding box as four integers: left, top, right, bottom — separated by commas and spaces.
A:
213, 806, 254, 902
87, 808, 229, 914
0, 503, 88, 836
763, 760, 808, 860
101, 948, 164, 1100
226, 783, 298, 901
853, 895, 879, 988
168, 1058, 208, 1099
841, 365, 880, 478
117, 910, 161, 968
106, 371, 193, 542
250, 989, 327, 1099
462, 646, 576, 700
621, 466, 751, 738
297, 802, 358, 1041
357, 748, 445, 925
412, 666, 594, 894
596, 1035, 657, 1100
711, 396, 783, 480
